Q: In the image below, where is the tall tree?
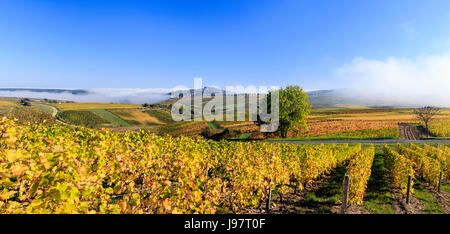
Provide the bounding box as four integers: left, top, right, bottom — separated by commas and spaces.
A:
256, 85, 311, 138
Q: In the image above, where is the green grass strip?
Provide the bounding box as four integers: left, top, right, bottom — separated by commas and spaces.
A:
441, 183, 450, 193
144, 109, 175, 124
31, 103, 54, 114
413, 179, 443, 214
207, 121, 222, 130
89, 109, 132, 127
363, 153, 394, 214
299, 166, 346, 214
235, 133, 252, 140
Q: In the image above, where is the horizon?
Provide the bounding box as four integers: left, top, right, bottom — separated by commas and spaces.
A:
1, 86, 450, 108
0, 86, 322, 105
1, 1, 450, 105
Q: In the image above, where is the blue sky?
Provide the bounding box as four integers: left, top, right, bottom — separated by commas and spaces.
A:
1, 0, 450, 90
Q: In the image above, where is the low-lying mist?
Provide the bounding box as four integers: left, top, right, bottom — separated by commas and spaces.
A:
0, 88, 172, 104
337, 54, 450, 108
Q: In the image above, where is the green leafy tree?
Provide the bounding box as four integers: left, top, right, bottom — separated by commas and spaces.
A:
256, 85, 311, 138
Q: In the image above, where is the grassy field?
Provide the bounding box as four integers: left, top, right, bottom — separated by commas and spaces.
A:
54, 102, 141, 111
362, 153, 394, 214
279, 108, 450, 139
30, 103, 54, 114
57, 110, 110, 128
146, 107, 433, 139
268, 135, 398, 142
207, 121, 222, 130
235, 133, 252, 139
5, 96, 448, 140
89, 109, 132, 127
144, 109, 175, 124
198, 107, 450, 140
109, 109, 164, 126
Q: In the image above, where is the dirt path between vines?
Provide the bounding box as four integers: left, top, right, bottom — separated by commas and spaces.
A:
243, 166, 362, 214
389, 187, 424, 214
242, 154, 445, 214
422, 181, 450, 214
243, 176, 332, 214
398, 123, 419, 140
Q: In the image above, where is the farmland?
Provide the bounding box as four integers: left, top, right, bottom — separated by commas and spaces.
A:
141, 106, 450, 140
1, 97, 450, 141
429, 120, 450, 137
57, 110, 110, 128
89, 109, 132, 127
143, 109, 175, 124
0, 101, 16, 107
109, 109, 164, 126
0, 118, 448, 214
4, 0, 450, 221
267, 108, 450, 140
154, 107, 435, 140
54, 102, 141, 111
0, 98, 449, 215
0, 97, 449, 214
6, 107, 56, 125
154, 121, 208, 136
46, 102, 176, 128
50, 102, 180, 129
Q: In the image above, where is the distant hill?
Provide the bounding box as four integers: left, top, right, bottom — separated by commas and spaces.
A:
307, 89, 353, 109
168, 87, 373, 109
169, 87, 226, 98
0, 87, 423, 108
0, 88, 169, 104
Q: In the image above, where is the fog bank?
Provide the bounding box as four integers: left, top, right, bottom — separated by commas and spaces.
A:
0, 88, 172, 104
337, 55, 450, 107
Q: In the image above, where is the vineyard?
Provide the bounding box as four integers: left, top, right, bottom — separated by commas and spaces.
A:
108, 109, 165, 126
53, 103, 141, 111
6, 107, 56, 125
0, 118, 449, 214
57, 110, 110, 128
429, 121, 450, 137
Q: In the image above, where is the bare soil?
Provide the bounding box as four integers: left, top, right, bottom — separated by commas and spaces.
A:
398, 123, 420, 140
244, 173, 373, 214
243, 167, 373, 214
243, 173, 334, 214
336, 204, 371, 214
243, 169, 450, 214
398, 123, 437, 140
390, 188, 424, 214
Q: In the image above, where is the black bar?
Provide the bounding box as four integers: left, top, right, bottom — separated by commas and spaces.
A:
0, 214, 446, 233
